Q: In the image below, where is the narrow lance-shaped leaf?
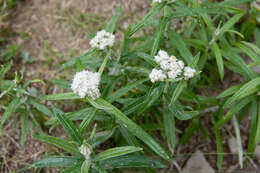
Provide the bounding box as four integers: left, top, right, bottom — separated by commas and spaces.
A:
163, 107, 176, 152
40, 92, 80, 101
52, 105, 83, 144
31, 156, 83, 168
81, 159, 91, 173
29, 99, 53, 117
247, 100, 258, 157
215, 96, 254, 129
129, 3, 165, 36
108, 78, 149, 103
168, 31, 193, 64
21, 111, 29, 147
34, 134, 79, 153
94, 146, 143, 161
0, 98, 21, 132
224, 77, 260, 107
217, 13, 244, 38
151, 17, 168, 57
232, 115, 243, 168
87, 98, 170, 160
106, 7, 121, 33
98, 155, 166, 169
79, 108, 97, 133
212, 42, 224, 80
214, 127, 223, 171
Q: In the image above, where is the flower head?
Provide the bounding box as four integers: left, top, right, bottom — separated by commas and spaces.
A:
71, 70, 101, 99
149, 69, 167, 83
153, 0, 163, 3
90, 30, 115, 50
183, 67, 196, 80
149, 50, 196, 82
79, 143, 92, 159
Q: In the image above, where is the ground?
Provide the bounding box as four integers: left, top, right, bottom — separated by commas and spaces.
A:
1, 0, 260, 172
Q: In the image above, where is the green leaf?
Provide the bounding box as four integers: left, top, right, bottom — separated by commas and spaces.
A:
29, 99, 53, 117
168, 31, 193, 64
215, 96, 254, 129
87, 98, 170, 160
106, 7, 121, 33
52, 105, 83, 144
59, 48, 95, 70
34, 134, 79, 153
222, 48, 257, 79
179, 119, 199, 145
232, 115, 243, 168
217, 84, 243, 98
81, 159, 91, 173
52, 79, 71, 90
129, 3, 165, 36
99, 155, 166, 169
151, 17, 168, 57
170, 80, 187, 105
40, 92, 80, 101
214, 127, 223, 171
79, 108, 97, 133
21, 111, 29, 147
255, 28, 260, 48
241, 41, 260, 56
163, 107, 176, 152
108, 78, 149, 103
212, 42, 224, 80
168, 103, 199, 120
95, 146, 142, 161
136, 52, 157, 67
247, 101, 258, 157
218, 13, 244, 37
224, 77, 260, 107
31, 156, 83, 168
90, 130, 115, 148
0, 98, 21, 132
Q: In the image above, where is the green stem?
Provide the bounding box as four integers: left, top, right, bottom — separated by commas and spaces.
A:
98, 49, 111, 76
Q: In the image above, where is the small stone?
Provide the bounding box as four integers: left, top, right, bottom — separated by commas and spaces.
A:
254, 145, 260, 161
182, 150, 215, 173
228, 137, 238, 154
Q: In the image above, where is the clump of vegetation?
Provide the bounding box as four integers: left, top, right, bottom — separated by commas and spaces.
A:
1, 0, 260, 172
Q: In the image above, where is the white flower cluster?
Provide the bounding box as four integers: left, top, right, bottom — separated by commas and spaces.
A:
149, 50, 196, 83
71, 70, 101, 99
153, 0, 163, 3
149, 69, 166, 83
79, 144, 92, 159
90, 30, 115, 50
